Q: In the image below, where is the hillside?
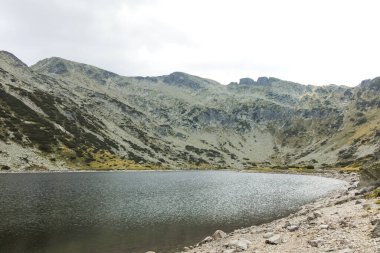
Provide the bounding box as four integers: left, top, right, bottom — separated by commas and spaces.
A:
0, 50, 379, 172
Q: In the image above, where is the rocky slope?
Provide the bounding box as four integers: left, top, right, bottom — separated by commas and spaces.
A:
0, 50, 379, 171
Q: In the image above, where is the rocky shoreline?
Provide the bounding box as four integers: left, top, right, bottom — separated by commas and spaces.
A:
173, 172, 380, 253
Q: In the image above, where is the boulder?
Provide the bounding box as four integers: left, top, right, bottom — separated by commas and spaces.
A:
287, 225, 299, 232
0, 165, 10, 171
263, 232, 274, 238
228, 238, 252, 251
212, 230, 227, 240
199, 236, 213, 245
313, 211, 322, 218
265, 234, 282, 245
372, 222, 380, 238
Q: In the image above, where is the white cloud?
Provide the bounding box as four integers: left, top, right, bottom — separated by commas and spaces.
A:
0, 0, 379, 86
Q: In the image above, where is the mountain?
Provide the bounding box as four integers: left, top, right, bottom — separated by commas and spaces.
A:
0, 50, 379, 172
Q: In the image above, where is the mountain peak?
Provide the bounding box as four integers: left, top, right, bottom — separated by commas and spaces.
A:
0, 50, 28, 69
162, 72, 218, 90
32, 57, 119, 85
238, 76, 280, 86
32, 57, 69, 75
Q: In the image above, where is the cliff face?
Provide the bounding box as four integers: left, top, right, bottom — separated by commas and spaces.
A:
0, 50, 379, 171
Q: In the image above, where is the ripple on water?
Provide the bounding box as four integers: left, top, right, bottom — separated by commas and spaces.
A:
0, 171, 346, 253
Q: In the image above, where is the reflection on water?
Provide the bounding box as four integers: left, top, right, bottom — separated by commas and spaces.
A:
0, 171, 345, 253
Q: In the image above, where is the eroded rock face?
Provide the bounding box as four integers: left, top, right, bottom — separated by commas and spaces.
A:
239, 78, 255, 85
256, 77, 270, 85
360, 163, 380, 187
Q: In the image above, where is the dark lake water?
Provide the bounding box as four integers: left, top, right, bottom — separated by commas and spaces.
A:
0, 171, 346, 253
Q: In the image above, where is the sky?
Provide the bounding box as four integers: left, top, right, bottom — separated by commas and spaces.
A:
0, 0, 379, 86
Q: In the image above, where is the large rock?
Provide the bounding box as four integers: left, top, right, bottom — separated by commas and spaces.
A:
212, 230, 227, 240
287, 225, 299, 232
228, 238, 252, 251
263, 232, 274, 238
198, 236, 213, 245
265, 234, 282, 245
372, 222, 380, 238
313, 211, 322, 218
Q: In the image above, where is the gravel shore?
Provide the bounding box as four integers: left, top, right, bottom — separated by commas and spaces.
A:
178, 172, 380, 253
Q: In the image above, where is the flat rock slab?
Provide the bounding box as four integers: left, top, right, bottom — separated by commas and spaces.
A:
265, 234, 282, 245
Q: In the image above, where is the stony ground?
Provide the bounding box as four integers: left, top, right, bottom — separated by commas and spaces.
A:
178, 173, 380, 253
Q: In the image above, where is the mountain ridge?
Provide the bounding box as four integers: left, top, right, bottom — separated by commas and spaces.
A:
0, 50, 379, 172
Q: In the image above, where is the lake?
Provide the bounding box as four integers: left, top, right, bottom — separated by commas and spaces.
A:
0, 171, 346, 253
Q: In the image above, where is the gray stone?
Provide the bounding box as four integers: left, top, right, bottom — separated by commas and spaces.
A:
372, 222, 380, 238
199, 236, 213, 245
223, 249, 237, 253
355, 199, 364, 204
371, 218, 380, 225
313, 211, 322, 218
283, 221, 291, 228
319, 224, 329, 229
338, 248, 354, 253
265, 234, 282, 245
228, 238, 252, 251
356, 186, 375, 196
308, 239, 324, 247
287, 225, 299, 232
212, 230, 227, 240
263, 232, 274, 238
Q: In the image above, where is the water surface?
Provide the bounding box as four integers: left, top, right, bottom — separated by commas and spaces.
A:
0, 171, 345, 253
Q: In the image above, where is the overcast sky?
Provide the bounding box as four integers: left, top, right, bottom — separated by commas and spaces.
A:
0, 0, 379, 86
